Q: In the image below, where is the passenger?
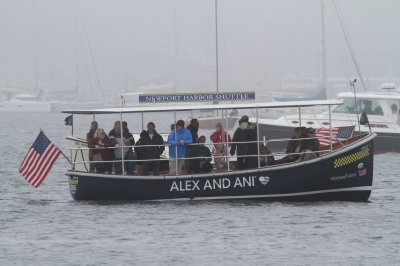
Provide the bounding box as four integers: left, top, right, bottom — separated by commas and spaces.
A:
167, 120, 192, 175
187, 118, 199, 143
135, 122, 165, 176
210, 122, 231, 169
259, 143, 275, 166
109, 121, 136, 175
188, 136, 213, 174
122, 121, 135, 146
278, 127, 308, 164
299, 128, 320, 160
88, 128, 113, 173
185, 118, 199, 171
230, 115, 258, 169
170, 123, 175, 131
86, 121, 98, 142
86, 121, 98, 172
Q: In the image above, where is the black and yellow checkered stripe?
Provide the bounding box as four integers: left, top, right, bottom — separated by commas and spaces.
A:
333, 148, 370, 168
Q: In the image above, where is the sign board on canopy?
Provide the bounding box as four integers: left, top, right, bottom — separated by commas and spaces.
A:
139, 91, 256, 104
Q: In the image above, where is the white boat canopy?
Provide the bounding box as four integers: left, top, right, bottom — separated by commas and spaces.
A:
62, 99, 343, 115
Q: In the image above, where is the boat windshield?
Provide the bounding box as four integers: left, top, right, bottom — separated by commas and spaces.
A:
333, 98, 384, 116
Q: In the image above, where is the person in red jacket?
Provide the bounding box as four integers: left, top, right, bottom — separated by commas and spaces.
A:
210, 122, 231, 169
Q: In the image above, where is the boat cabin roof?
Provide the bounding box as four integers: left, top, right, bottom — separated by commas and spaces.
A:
62, 99, 343, 115
338, 92, 400, 100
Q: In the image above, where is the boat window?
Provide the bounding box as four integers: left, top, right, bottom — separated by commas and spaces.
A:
291, 121, 299, 124
306, 121, 314, 125
358, 99, 383, 116
387, 100, 399, 114
333, 98, 383, 116
332, 98, 356, 114
322, 122, 330, 125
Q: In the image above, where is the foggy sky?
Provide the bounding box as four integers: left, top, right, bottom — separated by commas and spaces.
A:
0, 0, 399, 101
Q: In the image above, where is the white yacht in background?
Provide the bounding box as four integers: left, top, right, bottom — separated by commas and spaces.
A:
0, 90, 55, 113
256, 84, 400, 153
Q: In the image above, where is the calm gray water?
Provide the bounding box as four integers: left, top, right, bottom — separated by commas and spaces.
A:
1, 113, 400, 265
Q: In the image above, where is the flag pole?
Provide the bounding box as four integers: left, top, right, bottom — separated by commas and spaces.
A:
350, 79, 361, 133
59, 149, 72, 164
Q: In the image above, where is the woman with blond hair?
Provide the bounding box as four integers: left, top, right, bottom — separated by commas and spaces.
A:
88, 128, 114, 173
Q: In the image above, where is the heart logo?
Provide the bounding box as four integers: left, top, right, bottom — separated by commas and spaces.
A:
259, 176, 270, 185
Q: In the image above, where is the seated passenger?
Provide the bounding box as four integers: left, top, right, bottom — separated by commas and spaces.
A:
188, 136, 213, 174
278, 127, 308, 164
299, 128, 320, 160
88, 128, 113, 173
135, 122, 165, 176
259, 144, 275, 166
109, 121, 136, 175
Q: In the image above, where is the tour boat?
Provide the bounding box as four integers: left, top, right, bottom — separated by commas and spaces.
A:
62, 99, 376, 201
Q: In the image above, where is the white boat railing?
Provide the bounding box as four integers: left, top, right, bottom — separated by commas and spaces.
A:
67, 135, 347, 174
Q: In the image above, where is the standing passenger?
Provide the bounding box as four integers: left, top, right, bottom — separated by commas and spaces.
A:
88, 128, 113, 173
135, 122, 165, 176
230, 115, 258, 169
167, 120, 192, 175
109, 121, 136, 175
185, 118, 199, 170
210, 122, 231, 169
86, 121, 98, 172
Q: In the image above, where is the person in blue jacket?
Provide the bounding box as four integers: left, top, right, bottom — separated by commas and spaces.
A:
167, 120, 193, 175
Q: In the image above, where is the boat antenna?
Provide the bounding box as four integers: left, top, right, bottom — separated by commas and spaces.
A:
215, 0, 219, 94
350, 79, 361, 133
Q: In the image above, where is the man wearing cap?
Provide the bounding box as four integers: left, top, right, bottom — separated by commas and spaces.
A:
167, 120, 193, 175
135, 122, 165, 175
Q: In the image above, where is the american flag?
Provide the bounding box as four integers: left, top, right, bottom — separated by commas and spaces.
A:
316, 126, 355, 148
19, 131, 61, 188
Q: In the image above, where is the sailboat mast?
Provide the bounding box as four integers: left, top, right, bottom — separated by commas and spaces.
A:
320, 0, 326, 89
74, 0, 80, 98
215, 0, 219, 93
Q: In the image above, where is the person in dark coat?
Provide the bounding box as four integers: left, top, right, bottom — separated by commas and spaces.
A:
230, 115, 258, 169
86, 121, 98, 172
279, 127, 309, 164
185, 118, 199, 171
187, 118, 199, 143
135, 122, 165, 175
188, 136, 213, 174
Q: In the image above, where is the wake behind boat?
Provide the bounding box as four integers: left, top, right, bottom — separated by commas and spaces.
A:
62, 99, 376, 202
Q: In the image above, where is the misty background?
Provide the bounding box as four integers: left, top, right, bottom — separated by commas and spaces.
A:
0, 0, 399, 104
